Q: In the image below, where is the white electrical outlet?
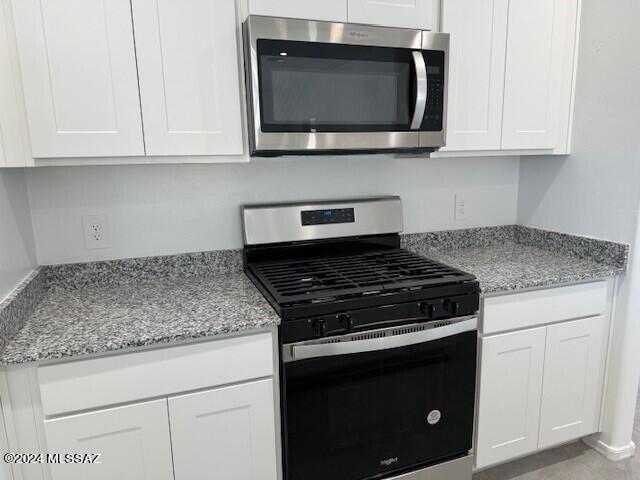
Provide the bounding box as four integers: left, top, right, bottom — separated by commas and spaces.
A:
454, 193, 467, 221
82, 215, 111, 250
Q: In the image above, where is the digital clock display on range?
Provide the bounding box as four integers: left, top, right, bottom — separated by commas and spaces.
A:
301, 208, 355, 226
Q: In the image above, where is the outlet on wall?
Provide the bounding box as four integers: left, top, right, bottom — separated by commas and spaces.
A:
454, 193, 467, 221
82, 215, 111, 250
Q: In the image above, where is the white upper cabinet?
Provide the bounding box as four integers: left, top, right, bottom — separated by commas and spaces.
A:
441, 0, 508, 150
44, 400, 174, 480
475, 327, 546, 469
501, 0, 579, 150
439, 0, 580, 156
169, 379, 279, 480
132, 0, 244, 156
539, 316, 605, 449
10, 0, 145, 158
248, 0, 348, 22
348, 0, 438, 30
0, 1, 30, 167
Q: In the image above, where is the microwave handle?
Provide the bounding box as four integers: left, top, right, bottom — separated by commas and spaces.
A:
287, 317, 477, 362
410, 51, 428, 130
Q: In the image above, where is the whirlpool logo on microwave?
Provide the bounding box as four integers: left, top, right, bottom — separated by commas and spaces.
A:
380, 457, 399, 467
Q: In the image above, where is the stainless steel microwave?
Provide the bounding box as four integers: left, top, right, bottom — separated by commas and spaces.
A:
243, 16, 449, 157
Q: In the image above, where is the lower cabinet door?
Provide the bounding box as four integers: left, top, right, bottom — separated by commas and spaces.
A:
44, 399, 174, 480
168, 378, 278, 480
475, 327, 546, 469
539, 316, 606, 448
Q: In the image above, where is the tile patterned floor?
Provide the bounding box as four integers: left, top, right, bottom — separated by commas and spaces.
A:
475, 394, 640, 480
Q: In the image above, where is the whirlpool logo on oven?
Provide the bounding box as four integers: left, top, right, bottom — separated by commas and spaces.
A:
380, 457, 399, 467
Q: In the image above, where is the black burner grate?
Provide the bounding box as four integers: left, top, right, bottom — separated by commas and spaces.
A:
248, 249, 475, 306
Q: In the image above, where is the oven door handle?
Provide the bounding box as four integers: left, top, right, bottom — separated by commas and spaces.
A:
410, 51, 428, 130
288, 317, 476, 362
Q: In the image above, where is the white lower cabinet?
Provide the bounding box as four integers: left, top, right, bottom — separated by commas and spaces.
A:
476, 308, 608, 469
43, 399, 174, 480
169, 379, 278, 480
539, 316, 605, 449
2, 332, 279, 480
475, 327, 546, 469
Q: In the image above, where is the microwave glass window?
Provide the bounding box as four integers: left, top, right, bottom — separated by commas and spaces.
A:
258, 40, 415, 133
267, 58, 408, 124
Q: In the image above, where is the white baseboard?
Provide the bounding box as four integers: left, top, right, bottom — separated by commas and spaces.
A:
583, 435, 636, 461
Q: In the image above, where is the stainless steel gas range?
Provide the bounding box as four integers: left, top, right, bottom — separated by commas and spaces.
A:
242, 196, 479, 480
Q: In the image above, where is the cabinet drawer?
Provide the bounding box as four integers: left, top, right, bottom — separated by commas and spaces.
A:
482, 281, 608, 335
38, 332, 274, 417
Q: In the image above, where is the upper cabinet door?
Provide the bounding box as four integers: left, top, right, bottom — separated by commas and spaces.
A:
44, 400, 174, 480
249, 0, 348, 23
475, 327, 546, 469
348, 0, 438, 30
539, 316, 606, 449
10, 0, 144, 158
441, 0, 508, 151
169, 379, 278, 480
501, 0, 579, 150
0, 2, 29, 167
132, 0, 244, 156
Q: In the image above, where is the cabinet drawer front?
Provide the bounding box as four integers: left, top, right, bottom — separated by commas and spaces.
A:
475, 327, 546, 469
39, 332, 274, 417
482, 281, 608, 335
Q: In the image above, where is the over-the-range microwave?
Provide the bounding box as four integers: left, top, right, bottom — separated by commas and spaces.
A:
243, 15, 450, 157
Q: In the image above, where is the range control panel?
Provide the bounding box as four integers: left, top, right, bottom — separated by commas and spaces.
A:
301, 208, 355, 226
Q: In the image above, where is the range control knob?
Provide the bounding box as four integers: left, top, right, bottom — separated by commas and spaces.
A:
336, 313, 353, 331
312, 319, 327, 337
443, 299, 460, 316
419, 302, 436, 318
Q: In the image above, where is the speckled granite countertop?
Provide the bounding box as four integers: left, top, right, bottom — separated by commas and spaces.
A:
0, 225, 628, 365
0, 272, 279, 365
409, 243, 624, 294
402, 225, 627, 294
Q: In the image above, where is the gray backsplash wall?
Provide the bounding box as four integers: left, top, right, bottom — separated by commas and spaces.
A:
26, 154, 519, 265
0, 169, 37, 300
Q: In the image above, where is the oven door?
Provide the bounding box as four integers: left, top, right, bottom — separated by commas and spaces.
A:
281, 318, 477, 480
244, 16, 448, 156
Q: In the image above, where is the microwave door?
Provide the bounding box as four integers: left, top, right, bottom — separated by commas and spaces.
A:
245, 18, 427, 155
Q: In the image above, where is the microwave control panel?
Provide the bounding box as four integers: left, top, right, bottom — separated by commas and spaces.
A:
421, 51, 446, 132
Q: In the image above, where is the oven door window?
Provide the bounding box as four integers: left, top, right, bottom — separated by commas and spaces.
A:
257, 40, 416, 133
283, 331, 476, 480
